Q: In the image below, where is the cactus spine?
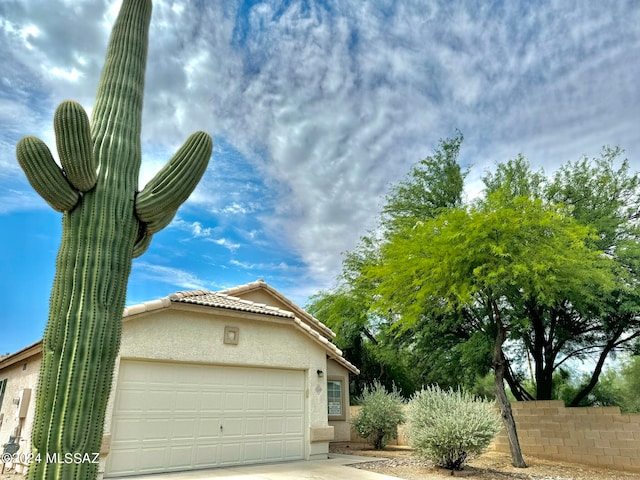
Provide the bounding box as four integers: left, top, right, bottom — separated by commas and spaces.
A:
17, 1, 212, 479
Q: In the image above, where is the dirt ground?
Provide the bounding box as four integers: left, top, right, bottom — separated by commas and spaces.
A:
330, 442, 640, 480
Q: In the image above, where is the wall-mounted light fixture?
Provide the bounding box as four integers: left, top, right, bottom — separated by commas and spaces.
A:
316, 369, 324, 377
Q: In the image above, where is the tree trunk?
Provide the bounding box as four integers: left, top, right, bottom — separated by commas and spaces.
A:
502, 349, 535, 401
569, 328, 621, 407
491, 300, 527, 468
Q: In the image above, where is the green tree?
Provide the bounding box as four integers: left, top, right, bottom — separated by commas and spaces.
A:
478, 152, 640, 405
544, 149, 640, 406
306, 287, 417, 398
368, 192, 615, 467
619, 356, 640, 412
308, 134, 468, 397
381, 132, 466, 232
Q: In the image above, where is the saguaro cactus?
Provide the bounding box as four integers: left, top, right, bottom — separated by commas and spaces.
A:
16, 1, 212, 479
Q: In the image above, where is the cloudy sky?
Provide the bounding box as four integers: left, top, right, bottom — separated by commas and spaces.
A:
1, 0, 638, 354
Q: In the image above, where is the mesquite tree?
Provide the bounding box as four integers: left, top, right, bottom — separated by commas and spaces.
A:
16, 1, 212, 478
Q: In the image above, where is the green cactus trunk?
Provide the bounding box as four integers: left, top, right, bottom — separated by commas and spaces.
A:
29, 199, 136, 480
16, 1, 212, 479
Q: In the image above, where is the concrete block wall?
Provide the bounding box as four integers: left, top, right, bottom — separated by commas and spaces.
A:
491, 400, 640, 473
347, 401, 640, 472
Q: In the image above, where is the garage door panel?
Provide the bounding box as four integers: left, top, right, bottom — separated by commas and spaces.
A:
264, 441, 283, 459
221, 417, 243, 436
199, 391, 223, 411
266, 392, 285, 410
220, 443, 242, 464
168, 445, 194, 468
223, 392, 245, 410
285, 416, 304, 434
116, 390, 147, 413
245, 418, 264, 436
285, 439, 305, 458
145, 390, 175, 412
107, 361, 306, 477
286, 393, 304, 411
264, 417, 284, 435
175, 390, 201, 411
246, 392, 265, 410
172, 418, 198, 438
197, 418, 219, 438
107, 449, 138, 473
144, 418, 171, 440
243, 443, 263, 462
137, 446, 166, 471
195, 444, 218, 464
111, 418, 144, 441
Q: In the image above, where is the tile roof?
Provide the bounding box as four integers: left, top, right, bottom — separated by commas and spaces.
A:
4, 283, 359, 375
168, 290, 296, 318
218, 280, 336, 340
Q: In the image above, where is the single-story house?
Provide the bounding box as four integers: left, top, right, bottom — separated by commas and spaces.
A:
0, 280, 359, 478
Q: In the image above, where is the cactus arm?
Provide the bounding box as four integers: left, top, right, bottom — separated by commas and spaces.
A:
145, 207, 178, 235
54, 101, 97, 192
132, 231, 153, 258
16, 136, 80, 212
132, 207, 177, 258
136, 131, 212, 223
132, 207, 178, 259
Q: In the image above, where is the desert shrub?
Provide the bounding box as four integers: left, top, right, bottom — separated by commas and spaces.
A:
407, 385, 501, 470
352, 380, 405, 449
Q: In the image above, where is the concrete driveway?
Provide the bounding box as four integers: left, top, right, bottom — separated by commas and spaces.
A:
115, 454, 404, 480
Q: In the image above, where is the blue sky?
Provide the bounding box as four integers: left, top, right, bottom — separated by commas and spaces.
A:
1, 0, 639, 355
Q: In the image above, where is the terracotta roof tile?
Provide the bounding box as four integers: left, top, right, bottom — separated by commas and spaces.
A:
168, 290, 295, 319
218, 279, 336, 340
3, 283, 360, 376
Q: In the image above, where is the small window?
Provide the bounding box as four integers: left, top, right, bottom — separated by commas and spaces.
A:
327, 378, 345, 420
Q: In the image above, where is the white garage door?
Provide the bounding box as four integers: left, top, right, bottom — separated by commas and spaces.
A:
105, 360, 306, 477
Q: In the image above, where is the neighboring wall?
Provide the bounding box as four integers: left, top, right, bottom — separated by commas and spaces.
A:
348, 401, 640, 473
491, 401, 640, 473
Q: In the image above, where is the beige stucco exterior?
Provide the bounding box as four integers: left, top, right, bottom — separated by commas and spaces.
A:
327, 358, 352, 441
0, 344, 40, 469
0, 281, 358, 477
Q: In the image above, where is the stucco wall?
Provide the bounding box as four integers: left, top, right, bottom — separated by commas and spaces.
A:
327, 359, 351, 441
234, 289, 291, 312
0, 352, 41, 472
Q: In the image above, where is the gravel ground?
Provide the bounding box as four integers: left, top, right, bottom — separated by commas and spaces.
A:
330, 443, 640, 480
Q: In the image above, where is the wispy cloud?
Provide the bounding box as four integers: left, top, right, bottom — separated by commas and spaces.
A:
229, 259, 296, 272
132, 262, 208, 291
208, 237, 241, 252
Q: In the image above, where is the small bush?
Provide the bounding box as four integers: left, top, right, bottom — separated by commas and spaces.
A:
407, 385, 501, 470
352, 380, 405, 449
